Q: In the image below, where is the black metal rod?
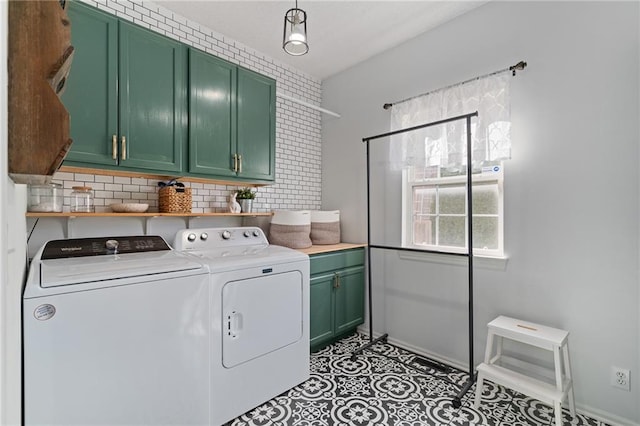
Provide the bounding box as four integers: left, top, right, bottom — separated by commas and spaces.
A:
382, 60, 527, 110
369, 244, 470, 258
351, 333, 388, 359
453, 376, 476, 407
366, 140, 374, 343
354, 112, 478, 404
362, 112, 478, 143
452, 115, 478, 406
465, 115, 475, 382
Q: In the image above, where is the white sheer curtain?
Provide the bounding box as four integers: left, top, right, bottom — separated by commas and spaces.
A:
389, 72, 512, 170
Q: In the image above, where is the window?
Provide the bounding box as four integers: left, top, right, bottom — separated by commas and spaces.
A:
390, 72, 512, 258
402, 163, 504, 257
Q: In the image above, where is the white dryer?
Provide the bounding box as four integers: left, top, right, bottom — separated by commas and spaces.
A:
23, 236, 210, 426
174, 226, 310, 425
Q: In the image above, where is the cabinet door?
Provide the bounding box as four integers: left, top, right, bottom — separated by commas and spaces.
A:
63, 2, 118, 166
118, 22, 185, 173
334, 266, 365, 335
309, 273, 335, 349
188, 49, 236, 177
236, 68, 276, 181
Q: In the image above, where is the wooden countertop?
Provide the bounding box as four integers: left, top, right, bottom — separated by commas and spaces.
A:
296, 243, 367, 255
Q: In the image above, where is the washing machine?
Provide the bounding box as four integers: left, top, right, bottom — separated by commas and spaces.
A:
173, 226, 310, 425
23, 236, 210, 426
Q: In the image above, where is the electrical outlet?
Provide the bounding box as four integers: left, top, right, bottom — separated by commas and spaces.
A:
611, 366, 630, 391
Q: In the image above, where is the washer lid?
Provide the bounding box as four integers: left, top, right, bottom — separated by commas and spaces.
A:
38, 251, 204, 288
39, 251, 202, 288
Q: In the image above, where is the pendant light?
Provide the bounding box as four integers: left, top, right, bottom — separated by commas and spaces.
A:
283, 0, 308, 56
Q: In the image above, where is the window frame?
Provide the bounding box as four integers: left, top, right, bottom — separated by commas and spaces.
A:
401, 166, 505, 258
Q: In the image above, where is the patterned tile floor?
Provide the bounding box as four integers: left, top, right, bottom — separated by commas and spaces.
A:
227, 333, 608, 426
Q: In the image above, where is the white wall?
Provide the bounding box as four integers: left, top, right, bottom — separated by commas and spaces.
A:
1, 1, 28, 424
322, 1, 639, 424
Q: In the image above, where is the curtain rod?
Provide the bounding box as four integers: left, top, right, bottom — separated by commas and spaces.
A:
382, 60, 527, 110
277, 92, 341, 118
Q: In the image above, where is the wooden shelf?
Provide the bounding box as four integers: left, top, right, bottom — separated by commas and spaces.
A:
26, 212, 273, 218
297, 243, 367, 256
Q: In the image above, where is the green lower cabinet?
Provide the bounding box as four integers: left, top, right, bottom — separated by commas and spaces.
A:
309, 248, 365, 352
309, 274, 335, 348
334, 267, 365, 335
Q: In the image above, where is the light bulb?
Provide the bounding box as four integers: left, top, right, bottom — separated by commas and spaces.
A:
288, 28, 306, 44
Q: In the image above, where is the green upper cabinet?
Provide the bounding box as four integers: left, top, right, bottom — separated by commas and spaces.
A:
64, 2, 275, 183
118, 22, 186, 172
236, 68, 276, 181
62, 3, 118, 166
188, 49, 237, 177
189, 50, 276, 182
64, 2, 186, 174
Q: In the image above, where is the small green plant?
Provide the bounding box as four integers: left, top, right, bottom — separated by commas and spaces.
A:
235, 187, 256, 200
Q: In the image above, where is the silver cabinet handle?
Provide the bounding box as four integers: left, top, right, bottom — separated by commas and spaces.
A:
121, 136, 126, 160
238, 154, 242, 173
112, 135, 117, 160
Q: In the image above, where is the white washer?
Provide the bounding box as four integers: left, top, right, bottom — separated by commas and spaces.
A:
173, 226, 310, 425
23, 236, 210, 426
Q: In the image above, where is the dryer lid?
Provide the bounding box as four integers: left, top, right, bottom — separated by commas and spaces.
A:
187, 244, 308, 272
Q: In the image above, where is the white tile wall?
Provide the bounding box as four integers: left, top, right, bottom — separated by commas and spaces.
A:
53, 0, 322, 214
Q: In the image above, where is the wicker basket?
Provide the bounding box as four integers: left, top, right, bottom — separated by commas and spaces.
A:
158, 184, 192, 213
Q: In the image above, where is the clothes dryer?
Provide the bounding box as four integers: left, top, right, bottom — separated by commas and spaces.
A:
174, 226, 310, 425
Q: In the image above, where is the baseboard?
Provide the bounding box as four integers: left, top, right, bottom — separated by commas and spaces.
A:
356, 327, 639, 426
577, 407, 640, 426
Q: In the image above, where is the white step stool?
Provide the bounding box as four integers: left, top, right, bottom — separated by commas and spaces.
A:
474, 316, 575, 426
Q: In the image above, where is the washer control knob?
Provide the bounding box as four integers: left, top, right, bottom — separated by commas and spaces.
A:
243, 231, 251, 238
253, 230, 260, 237
105, 239, 119, 250
187, 233, 197, 242
200, 233, 208, 241
221, 230, 231, 240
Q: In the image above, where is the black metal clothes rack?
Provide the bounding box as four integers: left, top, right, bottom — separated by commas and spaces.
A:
351, 111, 479, 408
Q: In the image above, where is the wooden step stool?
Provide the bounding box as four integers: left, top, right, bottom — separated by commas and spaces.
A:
474, 316, 575, 426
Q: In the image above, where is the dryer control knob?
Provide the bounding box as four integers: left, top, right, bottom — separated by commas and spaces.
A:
187, 233, 197, 242
243, 231, 251, 238
221, 230, 231, 240
200, 233, 208, 241
253, 230, 260, 237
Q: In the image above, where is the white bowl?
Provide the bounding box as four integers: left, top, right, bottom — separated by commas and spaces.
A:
110, 203, 149, 213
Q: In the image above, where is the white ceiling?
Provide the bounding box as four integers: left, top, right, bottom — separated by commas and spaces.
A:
159, 1, 487, 80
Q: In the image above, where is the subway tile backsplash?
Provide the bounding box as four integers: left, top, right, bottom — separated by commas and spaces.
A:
53, 0, 323, 214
